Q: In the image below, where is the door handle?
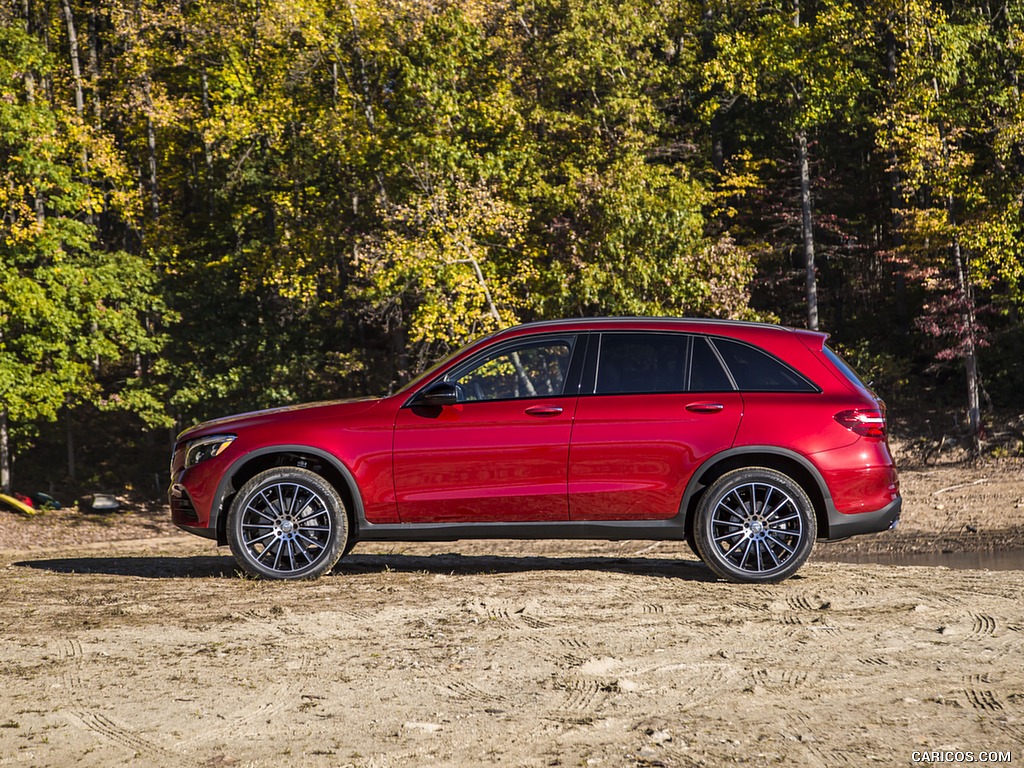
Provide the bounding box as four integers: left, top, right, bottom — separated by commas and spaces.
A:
524, 405, 564, 417
686, 402, 725, 413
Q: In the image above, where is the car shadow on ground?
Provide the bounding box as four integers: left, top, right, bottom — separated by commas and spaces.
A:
14, 555, 239, 578
14, 552, 720, 582
337, 552, 719, 582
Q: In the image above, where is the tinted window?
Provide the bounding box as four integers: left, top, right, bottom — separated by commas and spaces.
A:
689, 337, 734, 391
711, 338, 816, 392
449, 338, 574, 402
596, 333, 688, 394
823, 345, 871, 391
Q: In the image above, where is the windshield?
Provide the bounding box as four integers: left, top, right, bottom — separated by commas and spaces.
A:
392, 330, 499, 396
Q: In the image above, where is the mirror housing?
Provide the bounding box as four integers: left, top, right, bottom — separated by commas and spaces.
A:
416, 382, 460, 407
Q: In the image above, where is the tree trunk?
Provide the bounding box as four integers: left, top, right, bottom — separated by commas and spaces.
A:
87, 9, 102, 122
344, 0, 388, 202
61, 0, 86, 117
146, 91, 160, 218
951, 233, 982, 453
1, 409, 11, 494
66, 408, 76, 481
929, 57, 983, 454
798, 130, 818, 330
886, 20, 910, 336
200, 65, 214, 217
701, 2, 725, 174
793, 0, 818, 331
61, 0, 94, 228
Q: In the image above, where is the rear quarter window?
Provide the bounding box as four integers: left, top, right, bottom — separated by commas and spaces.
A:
823, 345, 872, 392
711, 337, 817, 393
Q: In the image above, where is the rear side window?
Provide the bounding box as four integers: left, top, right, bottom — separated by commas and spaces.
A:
596, 333, 688, 394
711, 338, 816, 392
689, 337, 734, 391
823, 345, 871, 391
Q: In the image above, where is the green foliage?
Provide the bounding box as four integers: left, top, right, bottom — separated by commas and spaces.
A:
4, 0, 1024, 485
0, 24, 168, 444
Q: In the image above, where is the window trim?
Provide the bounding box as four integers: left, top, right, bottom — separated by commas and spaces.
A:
688, 335, 738, 392
707, 336, 821, 394
585, 331, 696, 397
433, 333, 582, 404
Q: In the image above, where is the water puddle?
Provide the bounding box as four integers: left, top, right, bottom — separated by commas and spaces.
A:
815, 549, 1024, 571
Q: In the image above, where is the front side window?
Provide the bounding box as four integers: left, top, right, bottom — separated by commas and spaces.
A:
448, 338, 575, 402
711, 337, 816, 392
596, 333, 689, 394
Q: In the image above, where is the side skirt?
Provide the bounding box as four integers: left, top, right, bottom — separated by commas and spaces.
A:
353, 517, 690, 543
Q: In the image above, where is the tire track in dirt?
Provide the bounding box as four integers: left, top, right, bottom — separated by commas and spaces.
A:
70, 711, 203, 768
971, 613, 998, 636
747, 668, 817, 690
857, 656, 891, 667
803, 742, 856, 766
963, 688, 1004, 712
52, 637, 202, 768
441, 680, 508, 705
787, 596, 819, 611
180, 615, 323, 747
676, 668, 736, 714
520, 614, 555, 629
635, 603, 665, 614
549, 676, 608, 722
56, 637, 84, 691
527, 634, 590, 667
785, 714, 855, 767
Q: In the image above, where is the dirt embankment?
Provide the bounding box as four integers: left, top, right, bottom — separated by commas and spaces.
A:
0, 453, 1021, 767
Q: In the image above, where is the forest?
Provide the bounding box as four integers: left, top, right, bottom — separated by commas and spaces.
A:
1, 0, 1022, 494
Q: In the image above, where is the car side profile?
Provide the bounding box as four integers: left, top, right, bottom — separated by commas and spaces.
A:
169, 318, 901, 583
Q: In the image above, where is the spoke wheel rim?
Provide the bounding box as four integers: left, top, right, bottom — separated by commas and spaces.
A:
709, 481, 805, 575
239, 482, 333, 574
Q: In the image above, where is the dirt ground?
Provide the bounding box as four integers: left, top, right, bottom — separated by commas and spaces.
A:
1, 450, 1022, 767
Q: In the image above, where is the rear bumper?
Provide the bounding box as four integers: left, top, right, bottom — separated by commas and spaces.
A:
825, 496, 901, 540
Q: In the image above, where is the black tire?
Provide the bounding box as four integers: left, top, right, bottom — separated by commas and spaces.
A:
694, 467, 816, 583
227, 467, 348, 580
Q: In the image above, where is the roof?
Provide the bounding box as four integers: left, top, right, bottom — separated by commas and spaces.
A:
491, 316, 822, 339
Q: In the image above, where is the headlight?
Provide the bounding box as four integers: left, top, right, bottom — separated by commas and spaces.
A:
185, 434, 236, 468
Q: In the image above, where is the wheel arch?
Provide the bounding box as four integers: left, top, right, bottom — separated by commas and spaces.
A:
211, 445, 364, 546
680, 447, 834, 541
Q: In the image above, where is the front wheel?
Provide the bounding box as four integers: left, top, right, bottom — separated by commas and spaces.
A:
694, 468, 816, 583
227, 467, 348, 580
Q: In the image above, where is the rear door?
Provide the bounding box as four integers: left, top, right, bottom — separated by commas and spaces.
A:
568, 332, 743, 521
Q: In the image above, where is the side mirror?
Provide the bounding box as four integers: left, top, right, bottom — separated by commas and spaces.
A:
416, 382, 460, 407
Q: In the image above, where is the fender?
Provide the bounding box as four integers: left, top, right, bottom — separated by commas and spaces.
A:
680, 445, 836, 513
210, 445, 367, 539
677, 445, 900, 540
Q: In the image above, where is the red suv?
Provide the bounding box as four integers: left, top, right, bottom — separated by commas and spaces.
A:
169, 318, 900, 583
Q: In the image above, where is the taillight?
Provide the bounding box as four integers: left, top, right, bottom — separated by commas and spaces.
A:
834, 409, 886, 438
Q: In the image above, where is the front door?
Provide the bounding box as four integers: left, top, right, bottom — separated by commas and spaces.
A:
394, 335, 579, 523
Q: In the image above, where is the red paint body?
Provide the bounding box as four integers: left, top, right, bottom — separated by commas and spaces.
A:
170, 319, 900, 544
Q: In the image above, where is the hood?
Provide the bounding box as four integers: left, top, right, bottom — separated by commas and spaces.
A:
177, 396, 381, 441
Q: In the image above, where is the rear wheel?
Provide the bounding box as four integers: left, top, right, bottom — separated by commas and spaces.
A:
227, 467, 348, 580
694, 468, 816, 583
